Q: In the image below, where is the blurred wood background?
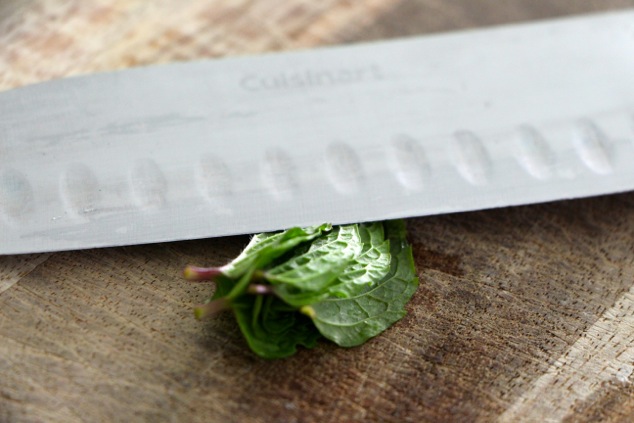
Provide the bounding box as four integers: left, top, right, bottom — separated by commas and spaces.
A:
2, 1, 634, 422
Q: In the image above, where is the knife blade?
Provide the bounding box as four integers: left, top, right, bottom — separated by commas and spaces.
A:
1, 10, 633, 254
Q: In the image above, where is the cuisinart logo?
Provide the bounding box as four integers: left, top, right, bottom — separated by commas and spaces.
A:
239, 65, 384, 92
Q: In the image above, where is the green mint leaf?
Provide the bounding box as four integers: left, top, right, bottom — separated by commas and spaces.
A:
207, 271, 320, 358
325, 222, 392, 298
269, 223, 391, 307
231, 294, 321, 359
220, 223, 332, 279
307, 220, 419, 347
266, 224, 362, 288
187, 220, 418, 359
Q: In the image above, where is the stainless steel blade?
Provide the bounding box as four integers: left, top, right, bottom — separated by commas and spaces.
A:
1, 10, 633, 254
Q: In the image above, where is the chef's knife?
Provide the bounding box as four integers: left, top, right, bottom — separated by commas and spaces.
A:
1, 10, 633, 254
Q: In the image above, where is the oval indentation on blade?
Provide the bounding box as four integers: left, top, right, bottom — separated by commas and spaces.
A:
516, 125, 556, 180
197, 154, 232, 201
389, 134, 430, 191
59, 164, 101, 217
260, 149, 297, 201
452, 131, 492, 185
573, 120, 614, 175
129, 159, 167, 208
325, 142, 365, 194
0, 169, 34, 222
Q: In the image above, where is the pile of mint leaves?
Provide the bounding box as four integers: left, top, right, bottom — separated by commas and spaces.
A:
184, 220, 419, 359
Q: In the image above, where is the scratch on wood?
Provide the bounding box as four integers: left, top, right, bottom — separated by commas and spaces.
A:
0, 254, 52, 295
499, 282, 634, 423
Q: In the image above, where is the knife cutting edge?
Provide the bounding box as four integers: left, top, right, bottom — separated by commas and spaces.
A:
1, 10, 633, 254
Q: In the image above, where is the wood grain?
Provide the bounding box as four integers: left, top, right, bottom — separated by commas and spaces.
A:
2, 1, 634, 422
0, 0, 396, 91
0, 254, 50, 295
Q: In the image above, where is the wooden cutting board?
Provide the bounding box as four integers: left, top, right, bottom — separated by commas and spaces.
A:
2, 1, 634, 422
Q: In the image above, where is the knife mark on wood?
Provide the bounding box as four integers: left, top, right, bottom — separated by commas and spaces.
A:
515, 125, 557, 180
325, 142, 365, 194
574, 120, 614, 175
411, 243, 463, 277
562, 377, 634, 422
0, 168, 34, 224
389, 134, 430, 191
499, 282, 634, 422
260, 148, 297, 201
129, 159, 167, 209
451, 131, 492, 186
0, 253, 51, 296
